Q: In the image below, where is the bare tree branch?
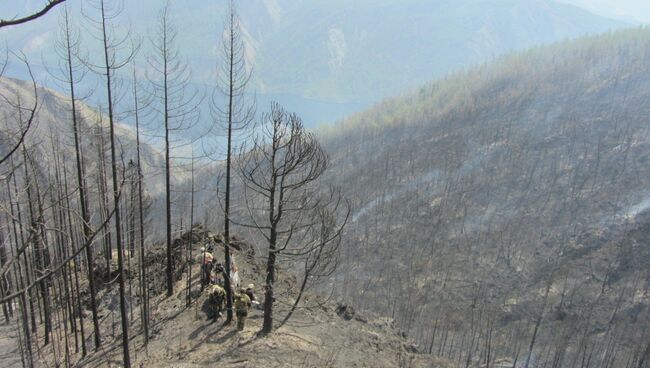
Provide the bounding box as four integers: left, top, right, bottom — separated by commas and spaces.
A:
0, 0, 66, 28
0, 54, 38, 166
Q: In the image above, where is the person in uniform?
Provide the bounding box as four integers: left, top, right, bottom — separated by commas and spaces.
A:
208, 284, 226, 322
202, 251, 214, 286
234, 288, 251, 331
245, 284, 256, 302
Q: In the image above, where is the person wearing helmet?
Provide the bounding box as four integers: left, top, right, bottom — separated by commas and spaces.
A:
202, 251, 214, 286
208, 284, 226, 322
211, 260, 224, 285
245, 284, 256, 302
234, 288, 252, 331
245, 283, 262, 309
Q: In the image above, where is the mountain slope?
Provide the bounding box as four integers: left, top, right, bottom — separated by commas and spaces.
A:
0, 76, 178, 241
250, 0, 629, 102
0, 77, 166, 190
1, 0, 629, 125
320, 28, 650, 366
0, 226, 445, 368
113, 232, 443, 368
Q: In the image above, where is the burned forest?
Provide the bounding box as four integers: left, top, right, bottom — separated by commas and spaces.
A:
1, 1, 650, 367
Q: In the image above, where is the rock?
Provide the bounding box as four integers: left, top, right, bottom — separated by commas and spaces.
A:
493, 358, 516, 368
336, 304, 356, 320
93, 261, 122, 285
372, 317, 397, 331
209, 233, 224, 244
404, 343, 419, 353
354, 314, 368, 323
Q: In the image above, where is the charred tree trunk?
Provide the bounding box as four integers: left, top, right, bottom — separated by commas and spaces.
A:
132, 68, 149, 344
97, 0, 132, 365
62, 9, 101, 349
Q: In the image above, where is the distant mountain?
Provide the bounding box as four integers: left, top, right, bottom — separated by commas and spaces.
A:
559, 0, 650, 23
0, 0, 629, 125
320, 28, 650, 365
245, 0, 630, 102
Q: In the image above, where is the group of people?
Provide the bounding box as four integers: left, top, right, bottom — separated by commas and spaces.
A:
202, 245, 259, 331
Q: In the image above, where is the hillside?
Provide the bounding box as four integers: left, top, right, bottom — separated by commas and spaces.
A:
2, 5, 650, 367
560, 0, 650, 23
248, 0, 628, 102
0, 0, 628, 124
320, 28, 650, 367
0, 77, 168, 193
108, 229, 441, 368
0, 227, 444, 368
0, 76, 188, 241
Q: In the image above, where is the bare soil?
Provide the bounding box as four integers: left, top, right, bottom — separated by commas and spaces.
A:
3, 230, 448, 367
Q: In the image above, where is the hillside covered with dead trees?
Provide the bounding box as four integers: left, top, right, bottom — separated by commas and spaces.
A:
1, 1, 650, 368
321, 29, 650, 368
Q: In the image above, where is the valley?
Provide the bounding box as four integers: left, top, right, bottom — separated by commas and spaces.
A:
1, 1, 650, 367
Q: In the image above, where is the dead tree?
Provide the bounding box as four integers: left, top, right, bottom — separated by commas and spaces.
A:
20, 122, 54, 347
277, 188, 350, 329
50, 5, 102, 350
238, 103, 328, 335
147, 2, 201, 297
0, 55, 38, 285
212, 0, 255, 324
0, 229, 11, 323
85, 0, 138, 365
0, 0, 66, 28
94, 117, 112, 270
131, 64, 149, 344
60, 155, 86, 356
4, 157, 35, 367
186, 150, 195, 307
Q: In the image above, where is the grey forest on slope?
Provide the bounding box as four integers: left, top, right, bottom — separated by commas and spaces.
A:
0, 1, 649, 368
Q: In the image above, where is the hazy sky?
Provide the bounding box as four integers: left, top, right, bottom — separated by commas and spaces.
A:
7, 1, 650, 24
561, 0, 650, 23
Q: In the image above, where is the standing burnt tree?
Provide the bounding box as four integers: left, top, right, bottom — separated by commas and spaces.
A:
131, 63, 150, 344
276, 187, 350, 329
212, 0, 255, 324
51, 6, 101, 351
147, 2, 201, 297
0, 55, 39, 366
237, 103, 329, 335
85, 0, 138, 365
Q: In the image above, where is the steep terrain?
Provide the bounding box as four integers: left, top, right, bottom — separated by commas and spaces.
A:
0, 77, 168, 192
247, 0, 627, 102
0, 227, 444, 368
1, 0, 628, 124
320, 28, 650, 367
2, 5, 650, 367
0, 76, 186, 241
110, 230, 441, 368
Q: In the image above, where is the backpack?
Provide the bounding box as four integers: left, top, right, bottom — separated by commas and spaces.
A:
234, 293, 251, 314
210, 285, 226, 304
